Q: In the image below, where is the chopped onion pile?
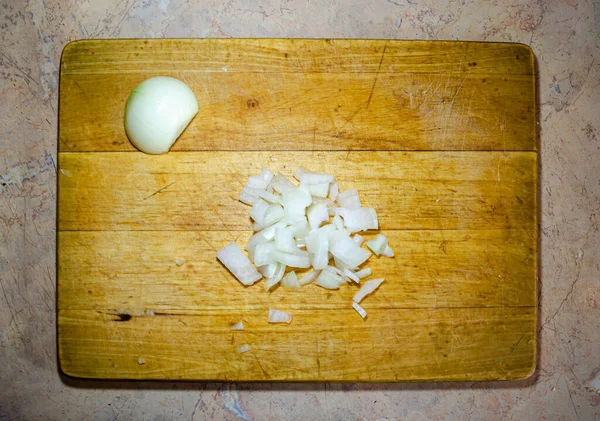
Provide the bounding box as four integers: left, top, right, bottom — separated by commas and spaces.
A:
216, 166, 395, 320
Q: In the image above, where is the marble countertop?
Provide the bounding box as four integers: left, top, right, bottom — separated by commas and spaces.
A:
1, 0, 598, 420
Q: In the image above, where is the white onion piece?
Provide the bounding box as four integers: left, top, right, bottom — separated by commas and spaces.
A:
366, 233, 388, 256
259, 190, 283, 204
124, 76, 198, 154
283, 187, 312, 208
328, 229, 347, 249
332, 214, 344, 231
329, 265, 351, 283
331, 236, 371, 268
316, 198, 338, 216
268, 308, 292, 323
337, 208, 378, 231
281, 271, 301, 290
299, 269, 320, 285
239, 186, 265, 205
381, 245, 395, 257
306, 229, 329, 270
216, 242, 262, 286
250, 199, 270, 226
329, 182, 339, 201
265, 263, 286, 290
263, 204, 285, 226
298, 170, 334, 186
337, 188, 361, 209
245, 231, 269, 253
284, 211, 305, 225
354, 267, 372, 279
289, 218, 309, 241
333, 256, 354, 271
343, 269, 360, 283
315, 266, 344, 289
273, 250, 311, 268
237, 344, 250, 353
275, 227, 298, 254
293, 167, 308, 181
259, 221, 287, 241
308, 183, 330, 198
247, 167, 274, 189
352, 234, 365, 246
272, 173, 296, 194
283, 187, 312, 224
319, 223, 337, 233
254, 242, 276, 266
353, 278, 385, 303
352, 302, 367, 319
238, 168, 276, 205
231, 321, 244, 331
258, 262, 279, 278
307, 202, 329, 230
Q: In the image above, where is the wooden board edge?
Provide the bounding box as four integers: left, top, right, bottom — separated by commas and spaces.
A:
57, 307, 537, 382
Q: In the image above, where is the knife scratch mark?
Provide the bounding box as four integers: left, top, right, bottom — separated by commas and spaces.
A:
366, 43, 387, 109
142, 181, 175, 200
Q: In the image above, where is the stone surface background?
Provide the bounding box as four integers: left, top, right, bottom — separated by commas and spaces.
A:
1, 0, 599, 420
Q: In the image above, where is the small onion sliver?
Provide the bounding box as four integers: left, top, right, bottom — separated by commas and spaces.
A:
354, 267, 372, 279
343, 269, 360, 283
366, 233, 388, 256
265, 263, 286, 290
381, 245, 395, 257
299, 269, 320, 285
352, 302, 367, 319
237, 344, 250, 353
353, 278, 385, 303
281, 271, 301, 290
268, 308, 293, 323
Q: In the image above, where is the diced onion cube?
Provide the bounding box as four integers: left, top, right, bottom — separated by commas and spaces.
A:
268, 308, 293, 323
337, 188, 361, 209
366, 233, 388, 256
281, 271, 301, 290
315, 266, 345, 289
216, 242, 262, 286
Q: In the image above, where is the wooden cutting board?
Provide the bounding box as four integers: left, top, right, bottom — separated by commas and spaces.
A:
57, 39, 537, 381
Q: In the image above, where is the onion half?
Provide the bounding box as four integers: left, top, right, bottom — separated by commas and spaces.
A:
124, 76, 198, 154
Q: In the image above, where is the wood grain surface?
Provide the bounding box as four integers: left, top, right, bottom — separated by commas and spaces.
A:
57, 39, 537, 381
59, 39, 536, 153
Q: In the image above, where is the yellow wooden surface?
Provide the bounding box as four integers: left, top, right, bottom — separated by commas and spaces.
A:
58, 151, 536, 231
57, 39, 537, 381
59, 39, 536, 152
